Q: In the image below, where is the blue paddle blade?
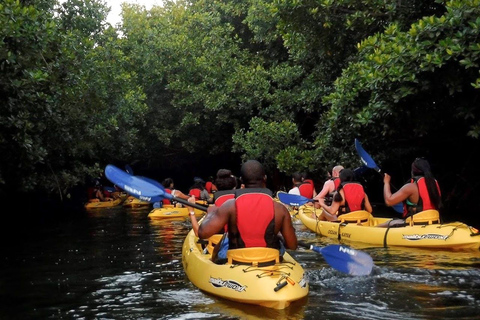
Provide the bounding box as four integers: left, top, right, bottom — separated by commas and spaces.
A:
105, 165, 169, 203
125, 164, 134, 175
355, 139, 380, 172
312, 244, 373, 276
277, 192, 312, 206
392, 202, 404, 214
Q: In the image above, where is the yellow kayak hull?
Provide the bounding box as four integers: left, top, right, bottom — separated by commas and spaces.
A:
122, 196, 151, 208
148, 205, 205, 219
298, 206, 480, 250
84, 198, 122, 209
181, 230, 309, 309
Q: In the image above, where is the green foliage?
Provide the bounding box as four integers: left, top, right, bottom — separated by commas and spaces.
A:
232, 117, 311, 172
0, 0, 147, 197
2, 0, 480, 221
318, 0, 480, 165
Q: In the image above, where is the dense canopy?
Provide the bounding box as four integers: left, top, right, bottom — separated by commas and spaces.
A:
1, 0, 479, 224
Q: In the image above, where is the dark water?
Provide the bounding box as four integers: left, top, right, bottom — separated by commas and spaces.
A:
1, 207, 480, 320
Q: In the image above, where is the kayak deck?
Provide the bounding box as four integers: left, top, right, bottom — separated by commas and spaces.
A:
85, 198, 122, 209
182, 230, 309, 309
298, 206, 480, 251
122, 196, 151, 208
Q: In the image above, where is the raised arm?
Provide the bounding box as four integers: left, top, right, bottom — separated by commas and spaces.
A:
186, 196, 200, 236
383, 173, 416, 206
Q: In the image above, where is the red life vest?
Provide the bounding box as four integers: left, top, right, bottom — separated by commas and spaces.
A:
205, 181, 214, 193
214, 191, 235, 207
341, 183, 366, 213
403, 177, 441, 217
333, 177, 341, 189
162, 189, 172, 205
214, 190, 235, 233
189, 188, 202, 199
298, 180, 315, 198
230, 189, 278, 249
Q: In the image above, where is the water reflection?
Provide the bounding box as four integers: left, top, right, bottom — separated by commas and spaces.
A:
1, 206, 479, 319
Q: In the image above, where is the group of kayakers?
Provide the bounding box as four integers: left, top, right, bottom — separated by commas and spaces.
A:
182, 157, 442, 265
86, 171, 123, 202
291, 158, 442, 224
91, 157, 442, 265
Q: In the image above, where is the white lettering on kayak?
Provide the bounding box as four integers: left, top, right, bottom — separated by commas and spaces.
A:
402, 233, 449, 241
338, 246, 356, 256
209, 277, 247, 292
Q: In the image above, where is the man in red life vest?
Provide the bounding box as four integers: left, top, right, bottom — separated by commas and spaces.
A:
299, 173, 317, 199
197, 160, 297, 253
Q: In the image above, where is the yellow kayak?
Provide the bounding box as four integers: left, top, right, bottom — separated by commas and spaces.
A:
182, 229, 309, 309
84, 198, 122, 209
122, 196, 152, 208
298, 206, 480, 250
148, 204, 206, 219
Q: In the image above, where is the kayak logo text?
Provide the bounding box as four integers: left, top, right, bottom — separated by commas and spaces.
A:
210, 277, 247, 292
402, 233, 449, 241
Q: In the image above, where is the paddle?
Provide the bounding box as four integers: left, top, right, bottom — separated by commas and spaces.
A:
277, 192, 316, 207
354, 139, 403, 214
298, 241, 373, 276
104, 164, 207, 211
125, 164, 134, 175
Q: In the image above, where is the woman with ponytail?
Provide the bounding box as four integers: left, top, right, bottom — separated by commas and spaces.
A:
384, 158, 442, 218
318, 169, 373, 221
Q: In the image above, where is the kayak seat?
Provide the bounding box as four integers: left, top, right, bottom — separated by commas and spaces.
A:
227, 248, 280, 267
338, 210, 371, 226
88, 199, 100, 203
405, 210, 440, 226
207, 234, 224, 255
